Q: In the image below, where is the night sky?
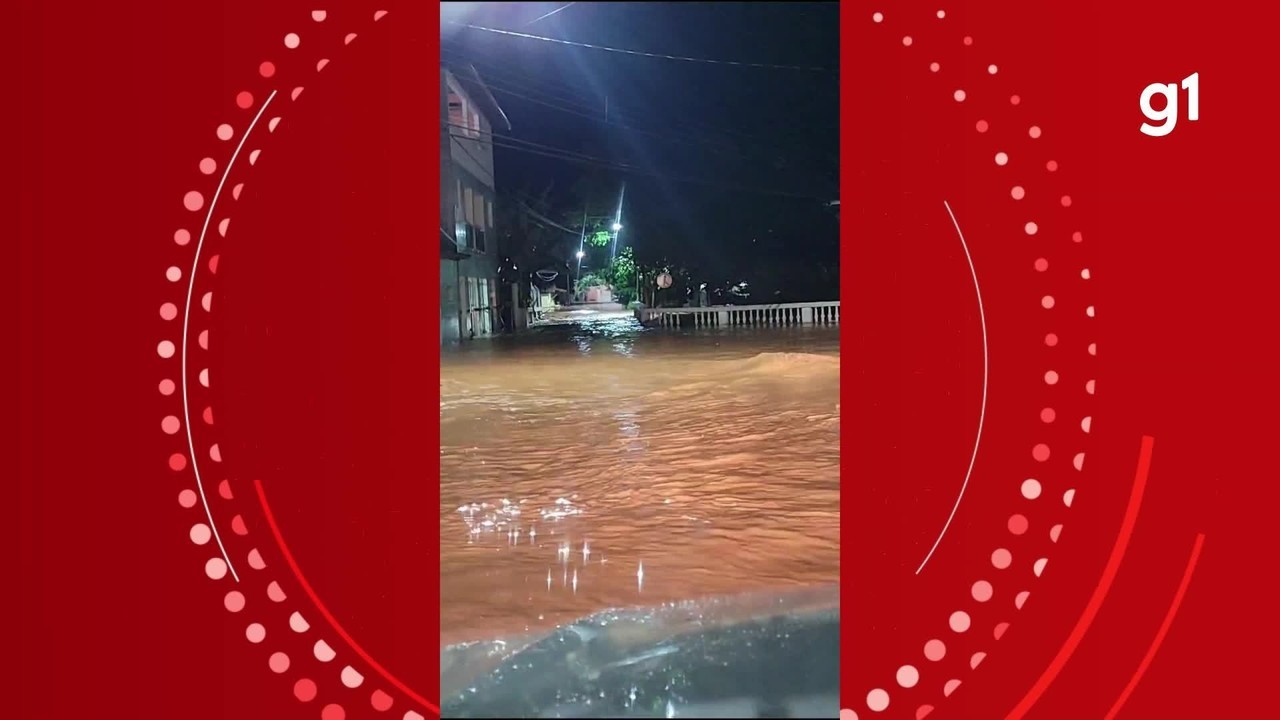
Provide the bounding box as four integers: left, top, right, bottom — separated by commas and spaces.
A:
442, 1, 839, 301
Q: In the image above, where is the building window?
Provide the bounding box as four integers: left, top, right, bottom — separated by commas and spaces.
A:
474, 194, 488, 252
463, 186, 474, 225
447, 91, 466, 132
487, 200, 494, 230
473, 193, 486, 231
448, 80, 482, 139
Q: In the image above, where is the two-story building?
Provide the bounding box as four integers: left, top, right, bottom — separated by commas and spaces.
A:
440, 64, 511, 344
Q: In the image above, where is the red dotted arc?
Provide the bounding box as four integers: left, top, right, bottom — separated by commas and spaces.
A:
854, 8, 1097, 719
158, 9, 429, 720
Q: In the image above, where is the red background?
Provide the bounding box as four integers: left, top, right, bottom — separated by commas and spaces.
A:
14, 0, 1280, 718
17, 1, 439, 717
847, 1, 1280, 718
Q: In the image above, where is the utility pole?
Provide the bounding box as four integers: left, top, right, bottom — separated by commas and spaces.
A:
574, 207, 587, 301
610, 182, 625, 263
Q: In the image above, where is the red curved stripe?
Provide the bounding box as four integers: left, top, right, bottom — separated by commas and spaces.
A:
254, 479, 441, 717
1104, 533, 1205, 720
1004, 435, 1155, 720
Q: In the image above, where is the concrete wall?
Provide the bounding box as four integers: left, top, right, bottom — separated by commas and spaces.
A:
441, 66, 498, 344
443, 69, 497, 256
440, 67, 456, 247
453, 164, 496, 254
444, 70, 495, 189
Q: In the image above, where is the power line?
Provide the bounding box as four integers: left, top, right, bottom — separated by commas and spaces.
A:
449, 123, 650, 171
441, 49, 596, 113
517, 201, 583, 237
441, 46, 839, 142
453, 76, 743, 157
448, 134, 496, 187
526, 2, 576, 26
444, 21, 833, 72
450, 124, 616, 163
446, 125, 831, 201
443, 62, 839, 179
443, 58, 743, 150
449, 123, 836, 199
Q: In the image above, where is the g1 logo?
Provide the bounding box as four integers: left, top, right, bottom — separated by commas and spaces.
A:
1140, 72, 1199, 137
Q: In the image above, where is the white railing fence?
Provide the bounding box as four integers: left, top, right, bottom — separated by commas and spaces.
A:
635, 301, 840, 329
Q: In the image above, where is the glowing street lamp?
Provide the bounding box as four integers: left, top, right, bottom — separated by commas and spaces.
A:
611, 222, 623, 232
576, 250, 585, 259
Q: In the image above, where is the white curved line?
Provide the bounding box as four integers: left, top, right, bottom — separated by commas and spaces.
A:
181, 89, 277, 583
916, 200, 988, 575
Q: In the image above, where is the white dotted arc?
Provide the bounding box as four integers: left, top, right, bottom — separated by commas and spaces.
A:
161, 9, 421, 719
864, 8, 1096, 716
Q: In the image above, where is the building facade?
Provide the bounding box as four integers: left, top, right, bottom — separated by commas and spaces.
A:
440, 65, 510, 344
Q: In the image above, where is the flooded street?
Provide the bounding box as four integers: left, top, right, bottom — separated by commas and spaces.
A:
440, 311, 840, 658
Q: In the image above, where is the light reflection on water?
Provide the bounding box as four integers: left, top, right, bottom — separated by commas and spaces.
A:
440, 313, 840, 654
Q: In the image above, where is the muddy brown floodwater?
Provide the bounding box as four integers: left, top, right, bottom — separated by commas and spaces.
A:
440, 311, 840, 652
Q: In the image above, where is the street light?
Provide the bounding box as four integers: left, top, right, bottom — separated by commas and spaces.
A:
576, 250, 585, 259
611, 222, 623, 232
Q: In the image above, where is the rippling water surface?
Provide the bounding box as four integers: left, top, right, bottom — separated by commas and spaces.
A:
441, 311, 840, 665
